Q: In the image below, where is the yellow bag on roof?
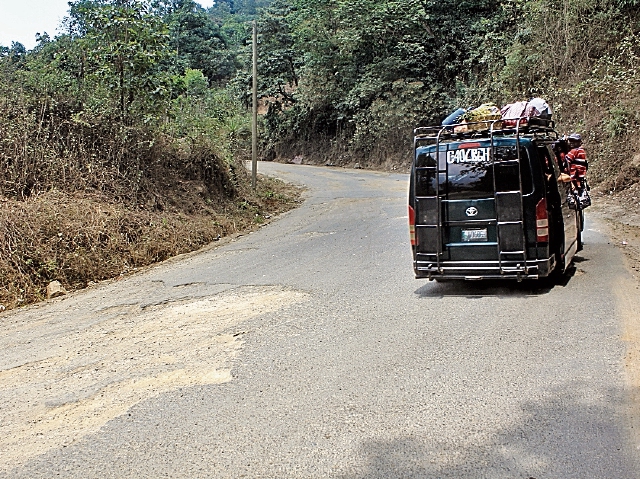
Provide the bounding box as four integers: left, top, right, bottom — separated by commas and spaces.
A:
463, 103, 501, 122
458, 103, 502, 131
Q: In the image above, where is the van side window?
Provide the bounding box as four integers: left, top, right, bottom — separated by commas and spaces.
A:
537, 145, 555, 177
541, 145, 564, 211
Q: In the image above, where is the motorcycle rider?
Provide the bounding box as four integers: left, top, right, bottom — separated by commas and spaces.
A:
565, 133, 590, 208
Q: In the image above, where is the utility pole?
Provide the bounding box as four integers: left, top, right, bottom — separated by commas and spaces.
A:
251, 20, 258, 190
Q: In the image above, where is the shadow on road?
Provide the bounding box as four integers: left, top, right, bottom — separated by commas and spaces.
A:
573, 255, 589, 264
338, 381, 634, 479
413, 261, 583, 298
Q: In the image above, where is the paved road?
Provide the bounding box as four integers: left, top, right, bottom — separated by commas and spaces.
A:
2, 162, 640, 478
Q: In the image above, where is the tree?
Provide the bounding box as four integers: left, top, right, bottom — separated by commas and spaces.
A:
66, 0, 172, 122
257, 0, 299, 105
256, 0, 510, 156
160, 0, 236, 83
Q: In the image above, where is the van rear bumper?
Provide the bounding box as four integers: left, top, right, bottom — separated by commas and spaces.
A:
413, 256, 555, 280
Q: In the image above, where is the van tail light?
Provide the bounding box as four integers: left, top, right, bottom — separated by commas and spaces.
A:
409, 205, 416, 245
536, 198, 549, 242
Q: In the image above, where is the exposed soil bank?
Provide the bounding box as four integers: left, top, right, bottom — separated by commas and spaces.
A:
0, 175, 302, 311
591, 184, 640, 282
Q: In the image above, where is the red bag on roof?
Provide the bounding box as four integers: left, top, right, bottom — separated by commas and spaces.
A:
501, 98, 552, 127
500, 101, 528, 127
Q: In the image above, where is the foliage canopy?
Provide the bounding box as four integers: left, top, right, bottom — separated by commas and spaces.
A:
1, 0, 638, 186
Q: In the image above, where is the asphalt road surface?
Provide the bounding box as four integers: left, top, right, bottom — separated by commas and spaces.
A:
2, 162, 640, 478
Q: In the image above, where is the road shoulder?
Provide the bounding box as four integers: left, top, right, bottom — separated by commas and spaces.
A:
590, 189, 640, 455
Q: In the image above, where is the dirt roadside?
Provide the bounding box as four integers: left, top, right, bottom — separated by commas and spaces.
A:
0, 175, 303, 312
590, 184, 640, 282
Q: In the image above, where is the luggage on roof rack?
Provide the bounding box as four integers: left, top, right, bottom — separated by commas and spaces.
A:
501, 98, 552, 128
414, 117, 556, 143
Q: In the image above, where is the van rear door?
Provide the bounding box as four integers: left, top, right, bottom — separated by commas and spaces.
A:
413, 141, 533, 272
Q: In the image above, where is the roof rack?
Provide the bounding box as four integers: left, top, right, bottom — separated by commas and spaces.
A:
414, 117, 558, 146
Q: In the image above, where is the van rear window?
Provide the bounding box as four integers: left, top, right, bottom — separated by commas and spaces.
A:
414, 145, 533, 199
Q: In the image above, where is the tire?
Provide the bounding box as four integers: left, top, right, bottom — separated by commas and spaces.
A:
547, 210, 563, 277
546, 210, 565, 283
539, 250, 565, 286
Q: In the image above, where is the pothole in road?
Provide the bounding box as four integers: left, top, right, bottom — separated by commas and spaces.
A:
0, 285, 308, 470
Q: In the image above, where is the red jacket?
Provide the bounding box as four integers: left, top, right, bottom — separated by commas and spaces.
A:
566, 147, 588, 180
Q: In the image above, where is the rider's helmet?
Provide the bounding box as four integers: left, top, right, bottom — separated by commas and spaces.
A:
568, 133, 582, 144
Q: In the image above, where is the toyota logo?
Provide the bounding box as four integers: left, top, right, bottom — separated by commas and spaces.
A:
465, 207, 478, 217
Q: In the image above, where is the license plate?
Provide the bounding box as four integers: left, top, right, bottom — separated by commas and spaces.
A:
462, 228, 488, 242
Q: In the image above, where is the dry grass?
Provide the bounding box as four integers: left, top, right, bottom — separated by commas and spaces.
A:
0, 175, 301, 311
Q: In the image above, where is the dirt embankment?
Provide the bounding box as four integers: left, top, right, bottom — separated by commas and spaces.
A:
0, 176, 302, 311
591, 184, 640, 281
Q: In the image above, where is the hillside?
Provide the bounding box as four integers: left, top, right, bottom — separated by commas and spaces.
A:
0, 0, 300, 310
257, 0, 640, 191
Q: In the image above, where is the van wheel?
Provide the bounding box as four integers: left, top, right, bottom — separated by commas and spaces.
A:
546, 212, 563, 278
544, 251, 564, 285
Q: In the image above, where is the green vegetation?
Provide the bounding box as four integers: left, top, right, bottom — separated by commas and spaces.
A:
0, 0, 296, 309
4, 0, 636, 197
255, 0, 640, 179
0, 0, 249, 201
